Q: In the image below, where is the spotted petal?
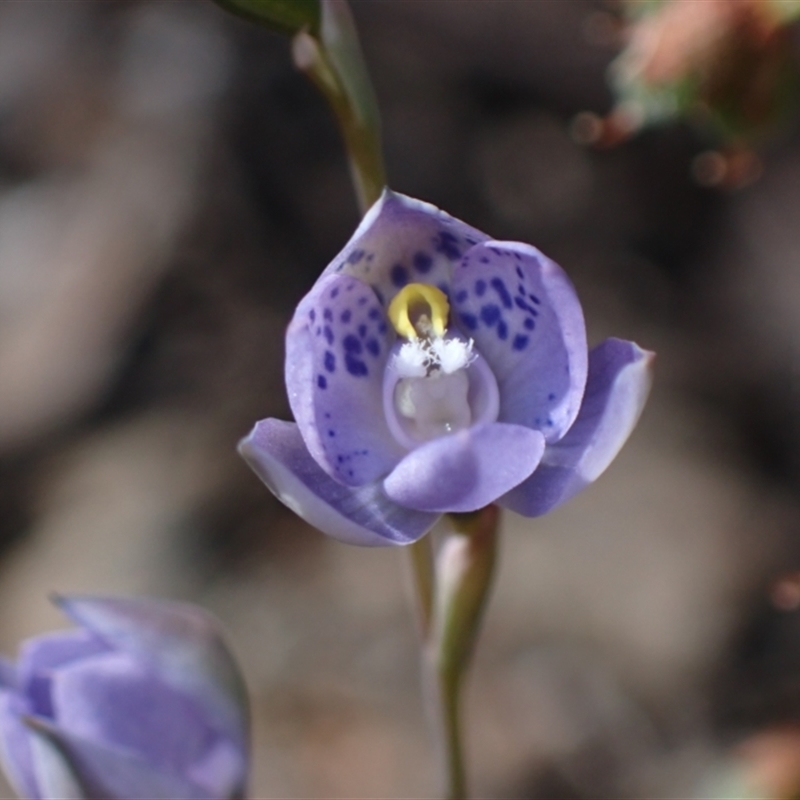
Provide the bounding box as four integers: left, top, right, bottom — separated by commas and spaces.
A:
321, 189, 490, 308
383, 422, 545, 513
500, 338, 653, 516
451, 241, 588, 443
287, 273, 404, 486
239, 418, 439, 546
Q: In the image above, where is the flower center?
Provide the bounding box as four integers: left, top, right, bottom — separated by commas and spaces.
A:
394, 370, 472, 440
383, 283, 499, 448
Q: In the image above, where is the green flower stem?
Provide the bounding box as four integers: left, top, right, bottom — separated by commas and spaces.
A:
408, 535, 436, 640
292, 1, 386, 214
428, 505, 500, 799
422, 641, 466, 800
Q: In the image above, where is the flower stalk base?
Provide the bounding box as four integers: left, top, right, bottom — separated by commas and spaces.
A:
411, 504, 500, 799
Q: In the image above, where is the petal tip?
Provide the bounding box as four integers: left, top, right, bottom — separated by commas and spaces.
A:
236, 425, 257, 460
237, 421, 276, 481
500, 337, 654, 517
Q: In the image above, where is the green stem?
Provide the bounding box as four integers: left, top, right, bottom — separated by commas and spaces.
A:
428, 505, 500, 799
408, 535, 435, 640
321, 82, 385, 213
428, 647, 467, 800
292, 1, 386, 214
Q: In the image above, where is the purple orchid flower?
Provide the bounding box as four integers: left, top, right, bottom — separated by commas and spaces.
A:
0, 595, 249, 800
239, 190, 653, 546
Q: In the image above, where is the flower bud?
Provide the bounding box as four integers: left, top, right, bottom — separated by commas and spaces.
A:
0, 595, 249, 800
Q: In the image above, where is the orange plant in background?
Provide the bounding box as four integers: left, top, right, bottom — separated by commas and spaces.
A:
577, 0, 800, 187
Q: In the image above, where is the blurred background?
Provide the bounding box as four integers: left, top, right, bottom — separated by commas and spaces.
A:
1, 0, 800, 796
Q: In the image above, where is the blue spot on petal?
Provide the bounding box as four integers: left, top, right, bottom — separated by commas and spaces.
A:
343, 334, 362, 355
324, 326, 334, 345
328, 429, 336, 437
358, 324, 367, 338
524, 317, 535, 331
331, 287, 340, 299
368, 308, 381, 320
358, 296, 367, 306
317, 375, 327, 389
324, 351, 336, 372
455, 290, 468, 304
340, 309, 352, 323
347, 249, 365, 265
497, 320, 508, 340
345, 355, 368, 377
475, 280, 487, 297
434, 231, 461, 260
548, 392, 556, 401
323, 308, 333, 322
528, 293, 541, 305
514, 297, 537, 315
512, 334, 529, 351
390, 264, 409, 288
413, 251, 433, 273
515, 266, 524, 280
309, 309, 316, 322
459, 312, 478, 331
378, 322, 388, 334
490, 277, 513, 309
366, 338, 380, 357
480, 304, 501, 326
